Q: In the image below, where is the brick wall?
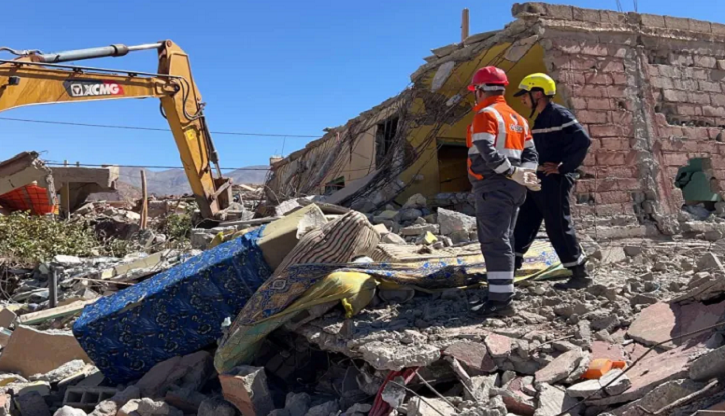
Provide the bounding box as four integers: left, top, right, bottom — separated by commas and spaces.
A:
538, 16, 725, 226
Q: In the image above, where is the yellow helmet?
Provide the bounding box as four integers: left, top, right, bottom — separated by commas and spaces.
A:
514, 73, 556, 97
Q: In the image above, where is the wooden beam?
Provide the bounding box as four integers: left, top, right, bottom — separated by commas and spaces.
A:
461, 8, 470, 43
18, 300, 96, 325
140, 170, 148, 230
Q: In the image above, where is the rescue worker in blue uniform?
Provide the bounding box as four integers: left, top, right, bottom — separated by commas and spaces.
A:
466, 66, 541, 317
512, 73, 593, 289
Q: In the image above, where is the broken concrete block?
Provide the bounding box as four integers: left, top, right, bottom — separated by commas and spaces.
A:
15, 391, 51, 416
164, 386, 208, 414
197, 398, 237, 416
136, 398, 183, 416
407, 397, 456, 416
0, 326, 90, 378
53, 406, 87, 416
382, 376, 406, 408
359, 342, 440, 371
484, 333, 513, 359
689, 345, 725, 381
117, 399, 140, 416
63, 386, 118, 412
135, 351, 213, 398
535, 383, 580, 416
109, 386, 141, 407
306, 400, 340, 416
612, 379, 706, 416
372, 210, 398, 223
437, 208, 475, 236
219, 366, 274, 416
400, 224, 439, 236
31, 359, 86, 383
600, 369, 631, 396
535, 348, 586, 385
442, 341, 497, 373
382, 232, 407, 244
593, 247, 626, 265
567, 379, 603, 399
284, 392, 310, 416
88, 400, 117, 416
697, 252, 724, 272
403, 193, 427, 209
0, 394, 9, 416
6, 381, 51, 397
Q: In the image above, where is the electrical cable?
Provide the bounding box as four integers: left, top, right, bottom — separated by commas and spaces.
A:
0, 116, 319, 138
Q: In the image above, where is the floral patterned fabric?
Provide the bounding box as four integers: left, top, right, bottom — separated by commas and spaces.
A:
73, 226, 271, 384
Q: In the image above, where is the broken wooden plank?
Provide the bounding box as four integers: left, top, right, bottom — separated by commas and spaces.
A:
18, 300, 96, 325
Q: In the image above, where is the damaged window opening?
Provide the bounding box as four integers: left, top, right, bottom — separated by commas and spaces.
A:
675, 157, 722, 219
323, 176, 345, 195
375, 116, 399, 168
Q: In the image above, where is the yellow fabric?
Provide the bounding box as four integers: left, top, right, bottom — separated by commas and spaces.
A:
519, 73, 557, 96
208, 229, 251, 249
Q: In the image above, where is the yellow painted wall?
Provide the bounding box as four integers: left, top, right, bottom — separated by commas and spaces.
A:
394, 43, 552, 203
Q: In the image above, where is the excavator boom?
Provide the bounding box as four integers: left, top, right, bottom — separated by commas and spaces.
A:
0, 40, 232, 219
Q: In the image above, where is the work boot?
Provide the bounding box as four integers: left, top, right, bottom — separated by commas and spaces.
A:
471, 300, 515, 318
553, 265, 593, 290
514, 256, 523, 271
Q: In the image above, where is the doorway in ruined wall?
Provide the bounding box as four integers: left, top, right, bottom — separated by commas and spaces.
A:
437, 142, 471, 193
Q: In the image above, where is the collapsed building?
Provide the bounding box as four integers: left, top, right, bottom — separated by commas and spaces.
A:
266, 2, 725, 237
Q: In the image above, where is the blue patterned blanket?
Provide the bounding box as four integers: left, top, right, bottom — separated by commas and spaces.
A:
73, 226, 271, 384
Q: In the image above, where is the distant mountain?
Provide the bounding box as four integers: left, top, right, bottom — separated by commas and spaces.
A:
117, 165, 269, 197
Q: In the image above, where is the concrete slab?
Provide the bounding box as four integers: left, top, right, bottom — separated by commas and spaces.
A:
627, 300, 725, 348
52, 166, 119, 212
0, 326, 90, 378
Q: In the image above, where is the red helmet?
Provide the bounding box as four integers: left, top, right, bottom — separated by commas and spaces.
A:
468, 66, 509, 91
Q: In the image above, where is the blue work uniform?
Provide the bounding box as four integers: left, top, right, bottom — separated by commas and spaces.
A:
513, 102, 591, 270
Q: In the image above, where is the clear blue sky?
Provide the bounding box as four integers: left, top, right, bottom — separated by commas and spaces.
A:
1, 0, 722, 170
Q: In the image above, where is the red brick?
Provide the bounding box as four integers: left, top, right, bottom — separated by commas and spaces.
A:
576, 110, 608, 124
715, 143, 725, 154
709, 128, 724, 140
608, 111, 633, 126
617, 178, 642, 191
595, 191, 632, 204
659, 139, 698, 152
662, 152, 690, 166
597, 150, 636, 166
673, 78, 699, 90
654, 113, 669, 126
601, 137, 630, 151
712, 94, 725, 107
587, 98, 615, 110
657, 124, 684, 138
607, 45, 629, 59
597, 166, 638, 178
689, 92, 712, 105
570, 97, 588, 110
588, 138, 602, 151
713, 158, 725, 170
484, 333, 514, 359
684, 67, 709, 80
646, 64, 660, 77
704, 106, 725, 117
600, 60, 625, 73
585, 73, 613, 85
575, 203, 633, 216
575, 179, 596, 193
696, 141, 718, 154
611, 72, 629, 85
695, 55, 718, 69
443, 341, 497, 373
663, 89, 689, 102
590, 124, 633, 138
700, 80, 722, 93
582, 153, 596, 166
715, 169, 725, 180
669, 53, 694, 67
575, 85, 607, 98
657, 65, 682, 78
681, 127, 711, 140
650, 76, 674, 89
677, 104, 702, 116
606, 86, 627, 98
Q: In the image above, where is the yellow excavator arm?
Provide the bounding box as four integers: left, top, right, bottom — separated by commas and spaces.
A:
0, 40, 232, 219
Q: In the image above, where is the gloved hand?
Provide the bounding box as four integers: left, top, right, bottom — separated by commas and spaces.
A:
509, 168, 541, 191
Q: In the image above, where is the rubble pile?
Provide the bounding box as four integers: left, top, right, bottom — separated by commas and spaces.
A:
2, 192, 725, 416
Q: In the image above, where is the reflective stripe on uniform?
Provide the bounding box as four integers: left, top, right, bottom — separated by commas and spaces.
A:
531, 119, 579, 134
562, 252, 587, 268
499, 148, 522, 159
480, 106, 507, 153
469, 146, 479, 155
494, 158, 512, 174
521, 162, 538, 170
489, 283, 515, 293
473, 132, 495, 143
524, 139, 535, 149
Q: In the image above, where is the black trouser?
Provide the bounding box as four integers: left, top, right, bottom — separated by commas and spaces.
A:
474, 179, 527, 304
513, 173, 585, 269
